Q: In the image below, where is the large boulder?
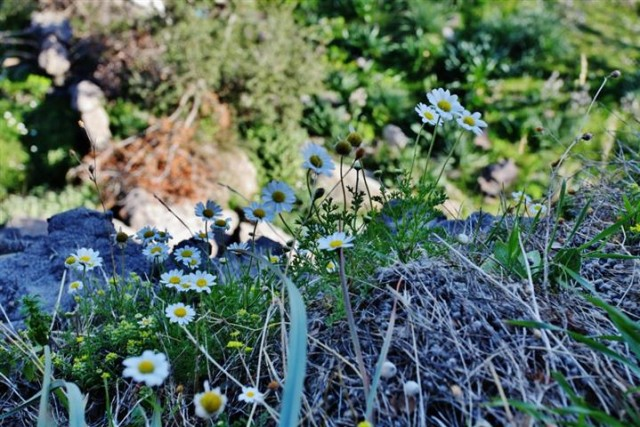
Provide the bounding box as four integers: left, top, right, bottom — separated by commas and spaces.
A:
0, 208, 149, 325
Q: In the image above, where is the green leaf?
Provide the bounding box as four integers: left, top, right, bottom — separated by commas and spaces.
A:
64, 382, 87, 427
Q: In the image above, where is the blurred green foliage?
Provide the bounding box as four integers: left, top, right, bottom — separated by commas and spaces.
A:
124, 0, 326, 184
295, 0, 640, 206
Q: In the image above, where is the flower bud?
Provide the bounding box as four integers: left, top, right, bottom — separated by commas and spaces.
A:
609, 70, 621, 79
355, 147, 366, 159
313, 188, 326, 200
403, 380, 421, 396
347, 131, 363, 147
581, 132, 593, 141
335, 140, 352, 156
380, 360, 397, 378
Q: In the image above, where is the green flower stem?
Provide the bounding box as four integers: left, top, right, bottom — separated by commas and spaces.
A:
338, 247, 370, 399
421, 117, 441, 183
409, 123, 426, 182
432, 129, 464, 187
340, 156, 347, 212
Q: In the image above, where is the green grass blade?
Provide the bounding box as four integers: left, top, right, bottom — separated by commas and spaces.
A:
37, 345, 54, 427
279, 274, 308, 427
585, 295, 640, 361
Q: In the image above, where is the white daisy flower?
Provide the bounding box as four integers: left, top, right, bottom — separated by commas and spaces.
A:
142, 243, 170, 263
527, 203, 548, 217
211, 217, 232, 232
68, 280, 83, 293
137, 316, 154, 329
238, 386, 264, 404
511, 191, 531, 204
317, 232, 355, 251
195, 200, 223, 221
136, 226, 159, 245
188, 271, 216, 293
112, 228, 131, 249
426, 88, 464, 121
165, 303, 196, 325
194, 381, 227, 419
302, 143, 335, 176
194, 229, 214, 242
227, 241, 250, 255
266, 254, 280, 264
122, 350, 170, 387
261, 181, 296, 214
75, 248, 103, 271
155, 229, 173, 243
325, 260, 337, 273
174, 246, 201, 267
455, 109, 488, 136
414, 102, 441, 126
243, 201, 275, 223
175, 279, 194, 292
160, 269, 186, 289
64, 254, 79, 270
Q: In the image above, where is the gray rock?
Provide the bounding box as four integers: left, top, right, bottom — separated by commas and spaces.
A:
0, 208, 149, 326
71, 81, 112, 150
382, 124, 409, 149
478, 159, 519, 196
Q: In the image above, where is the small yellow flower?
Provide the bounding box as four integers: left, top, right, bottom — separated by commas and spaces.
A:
226, 341, 244, 349
357, 421, 374, 427
630, 223, 640, 233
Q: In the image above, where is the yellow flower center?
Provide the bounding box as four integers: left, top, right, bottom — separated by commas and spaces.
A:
200, 392, 223, 413
423, 111, 434, 120
215, 219, 227, 227
253, 208, 266, 218
329, 240, 343, 248
189, 259, 198, 266
143, 230, 155, 238
246, 390, 255, 398
79, 255, 91, 263
203, 208, 214, 218
174, 307, 187, 317
180, 283, 191, 289
437, 100, 452, 112
138, 360, 155, 374
309, 155, 323, 168
70, 282, 80, 289
272, 191, 285, 203
463, 116, 475, 126
151, 247, 162, 254
196, 278, 207, 288
181, 250, 193, 257
65, 256, 76, 265
169, 276, 181, 284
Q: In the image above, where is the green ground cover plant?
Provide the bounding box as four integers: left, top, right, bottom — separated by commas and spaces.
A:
1, 75, 639, 425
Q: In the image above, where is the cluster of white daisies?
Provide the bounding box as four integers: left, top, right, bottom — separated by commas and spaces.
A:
415, 88, 488, 135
